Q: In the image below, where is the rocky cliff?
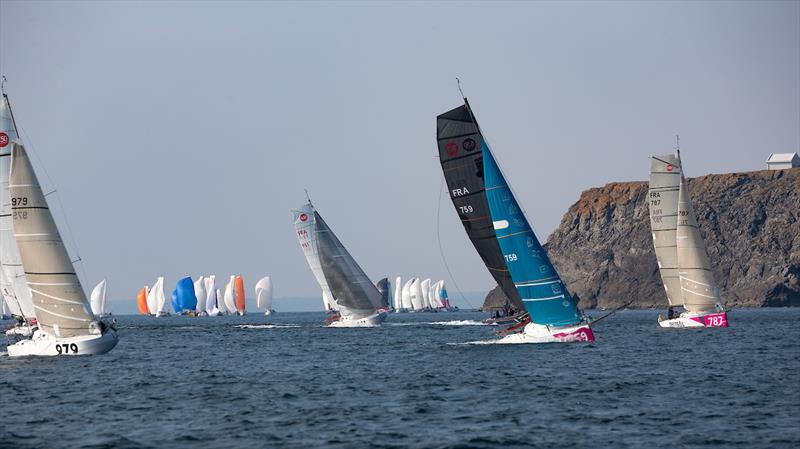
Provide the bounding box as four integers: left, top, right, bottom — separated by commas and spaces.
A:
485, 168, 800, 309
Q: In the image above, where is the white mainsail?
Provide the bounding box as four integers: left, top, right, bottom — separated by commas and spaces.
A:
215, 288, 224, 314
0, 95, 34, 321
152, 277, 167, 316
10, 143, 94, 338
146, 277, 161, 315
223, 276, 237, 313
393, 276, 402, 311
193, 276, 206, 313
90, 279, 107, 316
648, 153, 683, 306
421, 278, 432, 308
677, 176, 722, 313
293, 203, 337, 312
255, 276, 273, 313
410, 278, 424, 310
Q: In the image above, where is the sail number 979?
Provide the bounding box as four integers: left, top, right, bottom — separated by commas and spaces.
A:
55, 343, 79, 354
504, 253, 518, 262
11, 197, 28, 206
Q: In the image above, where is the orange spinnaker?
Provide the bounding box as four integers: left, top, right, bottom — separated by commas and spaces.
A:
234, 276, 246, 313
137, 287, 150, 315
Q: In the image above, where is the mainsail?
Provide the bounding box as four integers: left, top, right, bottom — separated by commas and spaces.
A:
677, 175, 721, 313
90, 279, 107, 316
293, 203, 337, 311
147, 277, 163, 315
393, 276, 402, 310
375, 277, 390, 309
437, 103, 525, 312
10, 143, 95, 337
0, 93, 35, 321
293, 202, 384, 319
438, 100, 581, 327
648, 154, 683, 305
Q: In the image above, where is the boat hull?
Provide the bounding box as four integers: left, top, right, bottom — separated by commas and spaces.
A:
658, 311, 728, 328
7, 329, 119, 357
327, 311, 387, 328
497, 322, 595, 344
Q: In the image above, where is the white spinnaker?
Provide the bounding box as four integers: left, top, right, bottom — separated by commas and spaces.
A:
0, 97, 34, 321
648, 154, 683, 306
410, 278, 424, 310
10, 144, 94, 338
255, 276, 273, 312
677, 176, 722, 313
393, 276, 402, 310
293, 204, 337, 312
90, 279, 107, 315
224, 276, 237, 313
421, 278, 432, 308
215, 288, 224, 314
146, 277, 160, 314
429, 280, 442, 308
193, 276, 206, 313
204, 275, 217, 314
153, 277, 167, 315
401, 278, 413, 310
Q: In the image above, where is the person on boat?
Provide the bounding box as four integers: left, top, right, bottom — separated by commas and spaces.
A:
667, 306, 677, 320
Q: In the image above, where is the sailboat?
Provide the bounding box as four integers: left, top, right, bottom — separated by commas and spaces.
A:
292, 201, 387, 327
90, 279, 108, 316
234, 275, 246, 315
223, 276, 237, 315
6, 142, 118, 356
400, 278, 413, 311
172, 276, 197, 315
375, 277, 391, 311
437, 98, 593, 343
204, 275, 220, 316
393, 276, 402, 312
649, 150, 728, 328
193, 276, 206, 315
255, 276, 274, 315
0, 88, 37, 335
148, 277, 169, 317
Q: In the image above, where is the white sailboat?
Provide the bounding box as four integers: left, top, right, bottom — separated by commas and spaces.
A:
151, 277, 169, 317
293, 201, 387, 327
393, 276, 402, 312
255, 276, 274, 315
650, 149, 728, 328
400, 278, 413, 311
223, 276, 237, 314
204, 275, 220, 316
6, 142, 118, 356
89, 279, 107, 316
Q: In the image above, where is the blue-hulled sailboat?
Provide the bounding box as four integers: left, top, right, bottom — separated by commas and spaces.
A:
437, 97, 594, 343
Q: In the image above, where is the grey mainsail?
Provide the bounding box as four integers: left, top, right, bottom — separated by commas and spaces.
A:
10, 143, 94, 337
375, 277, 390, 308
648, 153, 683, 306
676, 176, 721, 313
436, 102, 524, 312
313, 209, 384, 317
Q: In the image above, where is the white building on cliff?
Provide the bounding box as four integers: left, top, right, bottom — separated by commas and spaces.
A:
765, 153, 799, 170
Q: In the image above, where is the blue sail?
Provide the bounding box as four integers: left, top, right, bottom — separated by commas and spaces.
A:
173, 277, 197, 313
482, 142, 582, 327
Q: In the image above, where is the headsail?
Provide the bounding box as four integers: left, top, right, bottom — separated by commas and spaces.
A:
147, 277, 163, 315
10, 144, 95, 337
223, 276, 236, 313
255, 276, 273, 312
194, 276, 206, 313
204, 275, 217, 314
0, 94, 35, 321
648, 154, 683, 306
293, 202, 383, 319
677, 175, 721, 313
234, 275, 245, 314
137, 286, 149, 315
173, 276, 197, 314
90, 279, 107, 316
437, 103, 525, 312
393, 276, 402, 310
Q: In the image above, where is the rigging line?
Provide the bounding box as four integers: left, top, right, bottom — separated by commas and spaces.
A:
587, 296, 639, 325
436, 172, 474, 309
15, 123, 89, 284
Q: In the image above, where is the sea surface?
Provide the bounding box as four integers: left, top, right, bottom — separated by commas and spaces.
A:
1, 308, 798, 449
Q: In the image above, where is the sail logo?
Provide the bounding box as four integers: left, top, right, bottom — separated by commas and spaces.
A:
666, 164, 674, 172
445, 142, 459, 157
0, 132, 8, 148
299, 213, 308, 222
462, 138, 476, 152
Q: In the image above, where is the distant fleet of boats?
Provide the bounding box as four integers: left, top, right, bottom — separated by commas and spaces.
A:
0, 84, 732, 357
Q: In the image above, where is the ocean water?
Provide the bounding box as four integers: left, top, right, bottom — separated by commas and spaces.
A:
1, 308, 798, 449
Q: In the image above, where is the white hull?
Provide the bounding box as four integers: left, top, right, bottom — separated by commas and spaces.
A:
658, 311, 728, 328
264, 310, 274, 316
327, 312, 387, 328
497, 321, 595, 344
7, 329, 119, 357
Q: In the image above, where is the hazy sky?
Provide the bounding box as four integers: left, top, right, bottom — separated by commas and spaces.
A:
1, 1, 798, 313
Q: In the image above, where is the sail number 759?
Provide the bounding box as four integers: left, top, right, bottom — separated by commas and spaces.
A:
504, 253, 518, 262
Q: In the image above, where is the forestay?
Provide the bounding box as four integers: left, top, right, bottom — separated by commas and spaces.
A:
648, 154, 683, 306
10, 144, 95, 337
